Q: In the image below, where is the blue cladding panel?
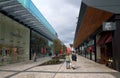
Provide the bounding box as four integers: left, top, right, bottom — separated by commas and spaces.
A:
17, 0, 30, 8
29, 1, 56, 35
17, 0, 57, 36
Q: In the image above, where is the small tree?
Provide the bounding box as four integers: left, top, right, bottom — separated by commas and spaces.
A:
53, 39, 62, 56
62, 45, 67, 54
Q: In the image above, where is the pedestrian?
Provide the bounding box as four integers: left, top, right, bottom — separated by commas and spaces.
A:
48, 52, 52, 57
33, 52, 37, 62
71, 51, 77, 69
65, 53, 71, 69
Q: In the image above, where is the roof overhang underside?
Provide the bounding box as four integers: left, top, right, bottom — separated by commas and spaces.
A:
74, 4, 113, 48
0, 0, 57, 41
83, 0, 120, 14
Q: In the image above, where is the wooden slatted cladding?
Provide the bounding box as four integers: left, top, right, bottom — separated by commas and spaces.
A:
74, 6, 113, 48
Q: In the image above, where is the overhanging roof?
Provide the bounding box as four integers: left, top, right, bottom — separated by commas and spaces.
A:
74, 3, 113, 48
0, 0, 57, 41
83, 0, 120, 14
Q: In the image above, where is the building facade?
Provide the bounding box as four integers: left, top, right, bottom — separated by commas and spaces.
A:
74, 0, 120, 71
0, 0, 57, 65
0, 13, 30, 65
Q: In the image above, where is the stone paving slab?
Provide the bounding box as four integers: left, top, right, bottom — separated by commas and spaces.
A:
55, 73, 116, 78
0, 57, 51, 78
0, 55, 119, 78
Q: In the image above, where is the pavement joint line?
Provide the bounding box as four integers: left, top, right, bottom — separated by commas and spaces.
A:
0, 57, 51, 78
4, 64, 39, 78
0, 56, 119, 78
52, 63, 65, 78
0, 69, 119, 74
1, 69, 120, 78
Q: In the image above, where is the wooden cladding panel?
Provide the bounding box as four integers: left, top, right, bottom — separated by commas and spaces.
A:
74, 7, 113, 48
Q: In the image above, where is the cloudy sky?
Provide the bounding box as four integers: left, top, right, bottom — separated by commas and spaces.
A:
31, 0, 82, 47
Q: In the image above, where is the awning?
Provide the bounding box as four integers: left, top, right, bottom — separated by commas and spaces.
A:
105, 34, 112, 43
86, 46, 94, 53
97, 35, 107, 45
97, 33, 112, 45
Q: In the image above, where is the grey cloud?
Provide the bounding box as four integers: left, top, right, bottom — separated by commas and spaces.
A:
32, 0, 81, 46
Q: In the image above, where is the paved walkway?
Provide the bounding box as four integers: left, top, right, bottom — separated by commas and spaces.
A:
0, 57, 51, 78
0, 55, 119, 78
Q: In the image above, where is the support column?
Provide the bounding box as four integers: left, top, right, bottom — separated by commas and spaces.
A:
84, 43, 87, 58
94, 36, 97, 62
90, 50, 92, 60
29, 29, 32, 60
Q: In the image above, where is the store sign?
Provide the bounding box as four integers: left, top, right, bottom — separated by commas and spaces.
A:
87, 40, 94, 46
103, 22, 116, 31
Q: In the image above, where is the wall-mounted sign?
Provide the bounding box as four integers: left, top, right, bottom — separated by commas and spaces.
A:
103, 22, 116, 31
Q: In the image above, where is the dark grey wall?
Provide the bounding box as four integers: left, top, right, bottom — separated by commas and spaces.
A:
112, 17, 120, 71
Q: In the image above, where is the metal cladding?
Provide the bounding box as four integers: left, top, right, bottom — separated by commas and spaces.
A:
0, 0, 57, 41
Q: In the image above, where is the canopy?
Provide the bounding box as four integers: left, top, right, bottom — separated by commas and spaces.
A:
97, 33, 112, 45
0, 0, 57, 41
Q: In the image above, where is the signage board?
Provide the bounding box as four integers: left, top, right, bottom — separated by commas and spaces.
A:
103, 22, 116, 31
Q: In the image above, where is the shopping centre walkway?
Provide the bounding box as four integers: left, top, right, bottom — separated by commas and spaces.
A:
0, 55, 119, 78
